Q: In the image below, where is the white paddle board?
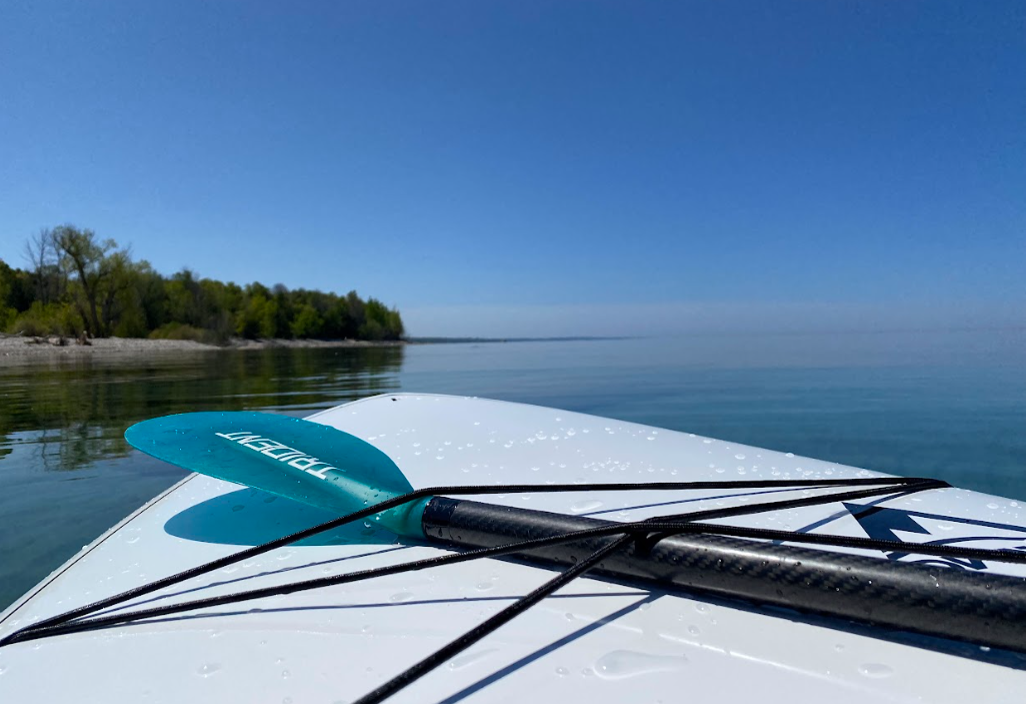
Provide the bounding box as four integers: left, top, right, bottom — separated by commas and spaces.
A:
2, 393, 1025, 703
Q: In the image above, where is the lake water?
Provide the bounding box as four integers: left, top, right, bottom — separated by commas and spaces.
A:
1, 329, 1024, 610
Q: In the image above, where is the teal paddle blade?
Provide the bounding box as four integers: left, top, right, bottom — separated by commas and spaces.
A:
125, 411, 427, 538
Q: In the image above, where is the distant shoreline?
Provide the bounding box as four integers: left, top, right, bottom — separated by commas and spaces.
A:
406, 336, 628, 344
0, 334, 404, 360
0, 333, 628, 361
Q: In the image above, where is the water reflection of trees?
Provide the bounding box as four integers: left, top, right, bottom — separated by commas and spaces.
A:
0, 346, 404, 471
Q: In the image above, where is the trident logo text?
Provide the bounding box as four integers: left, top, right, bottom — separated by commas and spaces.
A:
215, 430, 338, 480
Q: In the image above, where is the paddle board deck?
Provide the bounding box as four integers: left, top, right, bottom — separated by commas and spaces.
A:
2, 393, 1025, 702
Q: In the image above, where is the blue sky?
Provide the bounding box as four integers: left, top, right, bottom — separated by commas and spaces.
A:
1, 1, 1023, 336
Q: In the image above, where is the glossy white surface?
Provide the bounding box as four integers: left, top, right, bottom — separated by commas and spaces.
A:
2, 393, 1025, 703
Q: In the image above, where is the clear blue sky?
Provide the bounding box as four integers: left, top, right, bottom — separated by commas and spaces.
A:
1, 1, 1023, 336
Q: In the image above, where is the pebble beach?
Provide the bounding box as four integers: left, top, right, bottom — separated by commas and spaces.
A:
0, 334, 403, 361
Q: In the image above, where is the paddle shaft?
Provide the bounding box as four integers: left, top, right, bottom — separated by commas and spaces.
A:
422, 496, 1026, 653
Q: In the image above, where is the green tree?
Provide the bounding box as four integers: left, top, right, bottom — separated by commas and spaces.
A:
363, 298, 404, 340
236, 293, 268, 339
0, 259, 18, 330
52, 225, 129, 337
133, 261, 170, 332
259, 298, 281, 339
98, 248, 135, 335
2, 261, 33, 315
270, 284, 293, 339
290, 303, 324, 338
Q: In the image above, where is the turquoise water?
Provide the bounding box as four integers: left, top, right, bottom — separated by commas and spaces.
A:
1, 329, 1024, 610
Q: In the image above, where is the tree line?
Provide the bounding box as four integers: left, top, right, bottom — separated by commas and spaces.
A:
0, 225, 404, 343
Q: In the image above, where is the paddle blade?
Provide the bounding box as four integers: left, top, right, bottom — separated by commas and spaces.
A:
125, 411, 425, 537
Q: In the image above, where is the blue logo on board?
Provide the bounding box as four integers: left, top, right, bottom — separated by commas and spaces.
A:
844, 502, 1026, 571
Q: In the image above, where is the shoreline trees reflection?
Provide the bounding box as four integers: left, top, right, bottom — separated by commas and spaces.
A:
0, 346, 404, 472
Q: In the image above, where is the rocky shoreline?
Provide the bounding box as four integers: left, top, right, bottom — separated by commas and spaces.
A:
0, 333, 404, 360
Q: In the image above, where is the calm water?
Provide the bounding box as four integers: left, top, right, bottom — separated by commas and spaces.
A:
1, 330, 1024, 610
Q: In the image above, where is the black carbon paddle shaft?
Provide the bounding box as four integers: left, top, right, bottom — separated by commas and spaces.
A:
421, 496, 1026, 653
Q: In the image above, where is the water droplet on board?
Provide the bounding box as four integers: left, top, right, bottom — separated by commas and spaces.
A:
447, 648, 497, 671
570, 500, 604, 513
987, 503, 999, 510
594, 651, 688, 680
197, 663, 221, 678
555, 666, 569, 677
858, 663, 893, 679
735, 454, 746, 460
390, 591, 413, 603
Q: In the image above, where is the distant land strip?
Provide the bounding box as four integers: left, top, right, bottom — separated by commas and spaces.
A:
0, 335, 636, 361
407, 336, 631, 344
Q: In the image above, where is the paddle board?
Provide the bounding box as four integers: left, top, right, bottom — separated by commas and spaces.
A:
1, 393, 1025, 703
